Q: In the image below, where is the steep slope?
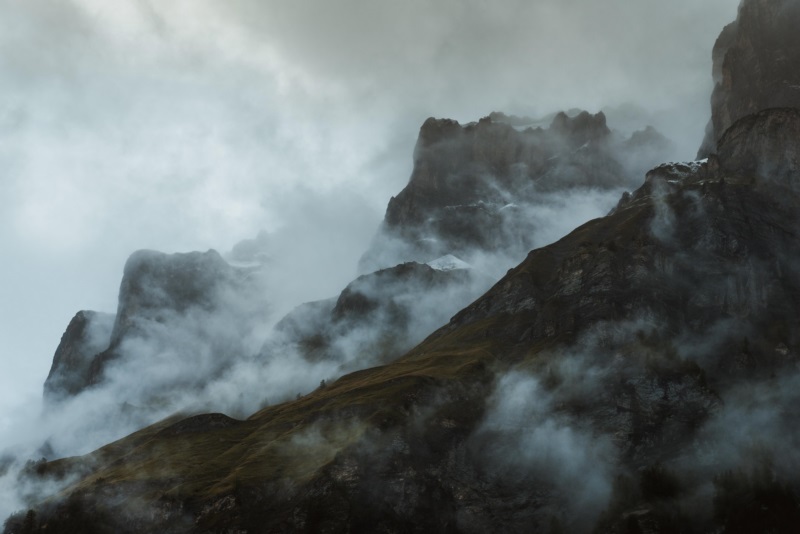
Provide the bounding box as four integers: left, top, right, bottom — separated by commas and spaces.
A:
698, 0, 800, 156
12, 109, 800, 533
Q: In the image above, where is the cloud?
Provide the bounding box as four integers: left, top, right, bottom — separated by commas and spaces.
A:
473, 371, 617, 532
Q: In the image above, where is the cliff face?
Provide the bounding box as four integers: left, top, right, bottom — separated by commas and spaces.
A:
360, 111, 673, 273
17, 109, 800, 533
699, 0, 800, 156
716, 107, 800, 184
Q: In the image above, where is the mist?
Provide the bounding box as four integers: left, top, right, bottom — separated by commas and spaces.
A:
0, 0, 742, 521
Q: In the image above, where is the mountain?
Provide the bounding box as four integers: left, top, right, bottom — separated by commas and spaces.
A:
359, 111, 673, 273
7, 2, 800, 532
8, 107, 800, 533
698, 0, 800, 157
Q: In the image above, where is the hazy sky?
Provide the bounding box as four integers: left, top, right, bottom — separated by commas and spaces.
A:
0, 0, 740, 436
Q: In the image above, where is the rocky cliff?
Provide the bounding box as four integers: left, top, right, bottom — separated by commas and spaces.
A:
698, 0, 800, 156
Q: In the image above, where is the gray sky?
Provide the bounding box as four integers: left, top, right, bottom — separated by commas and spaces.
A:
0, 0, 740, 435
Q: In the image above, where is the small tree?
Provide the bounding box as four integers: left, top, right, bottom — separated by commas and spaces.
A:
21, 510, 37, 534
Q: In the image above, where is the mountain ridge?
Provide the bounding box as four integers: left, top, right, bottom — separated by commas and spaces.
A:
10, 107, 800, 533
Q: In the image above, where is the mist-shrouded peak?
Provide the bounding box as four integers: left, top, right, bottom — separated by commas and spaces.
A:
113, 249, 237, 343
43, 310, 114, 403
416, 117, 464, 152
42, 247, 271, 411
360, 110, 676, 275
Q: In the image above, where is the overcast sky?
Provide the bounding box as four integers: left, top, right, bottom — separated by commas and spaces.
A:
0, 0, 740, 437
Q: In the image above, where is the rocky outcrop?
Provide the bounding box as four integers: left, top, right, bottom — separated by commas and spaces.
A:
273, 260, 491, 368
43, 311, 114, 402
44, 249, 268, 400
359, 111, 674, 273
699, 0, 800, 156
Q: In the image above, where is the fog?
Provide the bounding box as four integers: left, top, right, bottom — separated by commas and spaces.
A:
0, 0, 741, 520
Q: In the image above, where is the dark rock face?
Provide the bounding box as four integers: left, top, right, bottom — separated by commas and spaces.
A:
699, 0, 800, 156
360, 111, 673, 273
43, 311, 114, 402
716, 107, 800, 184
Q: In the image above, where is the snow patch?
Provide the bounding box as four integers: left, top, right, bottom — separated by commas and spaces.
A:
427, 254, 471, 271
225, 259, 262, 269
